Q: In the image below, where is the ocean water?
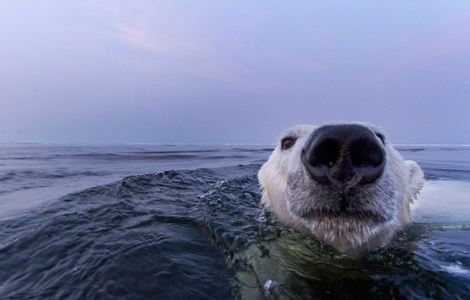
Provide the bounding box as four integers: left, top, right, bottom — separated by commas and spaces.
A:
0, 144, 469, 299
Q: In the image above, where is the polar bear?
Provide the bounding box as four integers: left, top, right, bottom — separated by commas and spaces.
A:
258, 123, 424, 256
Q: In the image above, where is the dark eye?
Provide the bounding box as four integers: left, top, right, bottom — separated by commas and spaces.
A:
375, 132, 385, 144
281, 137, 296, 150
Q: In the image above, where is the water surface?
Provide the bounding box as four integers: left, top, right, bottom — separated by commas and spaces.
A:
0, 144, 469, 299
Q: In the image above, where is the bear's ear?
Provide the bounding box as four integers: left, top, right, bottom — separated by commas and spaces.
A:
404, 160, 425, 202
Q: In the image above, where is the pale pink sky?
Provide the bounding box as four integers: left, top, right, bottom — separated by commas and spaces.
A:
0, 1, 469, 144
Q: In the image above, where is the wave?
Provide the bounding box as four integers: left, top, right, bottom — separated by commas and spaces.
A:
0, 164, 469, 299
0, 164, 260, 299
0, 147, 272, 162
0, 170, 109, 182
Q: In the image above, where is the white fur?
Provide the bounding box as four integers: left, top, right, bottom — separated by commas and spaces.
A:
258, 124, 425, 255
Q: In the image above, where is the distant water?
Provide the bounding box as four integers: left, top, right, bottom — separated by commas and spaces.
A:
0, 144, 469, 299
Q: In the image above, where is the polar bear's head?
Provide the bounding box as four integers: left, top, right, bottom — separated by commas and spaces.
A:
258, 123, 424, 255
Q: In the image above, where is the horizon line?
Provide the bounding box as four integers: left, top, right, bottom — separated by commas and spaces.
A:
1, 142, 470, 147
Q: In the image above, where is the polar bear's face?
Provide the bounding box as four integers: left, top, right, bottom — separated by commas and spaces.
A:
258, 123, 424, 255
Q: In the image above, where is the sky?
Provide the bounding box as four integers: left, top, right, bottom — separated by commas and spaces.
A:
0, 1, 469, 144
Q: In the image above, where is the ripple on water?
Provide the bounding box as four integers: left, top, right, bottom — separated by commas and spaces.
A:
0, 164, 469, 299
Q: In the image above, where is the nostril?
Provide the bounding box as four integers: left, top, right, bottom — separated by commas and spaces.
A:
309, 138, 341, 167
349, 138, 384, 168
349, 137, 386, 184
301, 137, 343, 186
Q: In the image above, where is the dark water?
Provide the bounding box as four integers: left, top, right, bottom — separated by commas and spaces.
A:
0, 144, 469, 299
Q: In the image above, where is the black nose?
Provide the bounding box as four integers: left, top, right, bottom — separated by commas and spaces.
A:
301, 124, 385, 192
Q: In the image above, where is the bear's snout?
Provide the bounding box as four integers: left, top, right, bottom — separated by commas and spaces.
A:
301, 124, 386, 193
